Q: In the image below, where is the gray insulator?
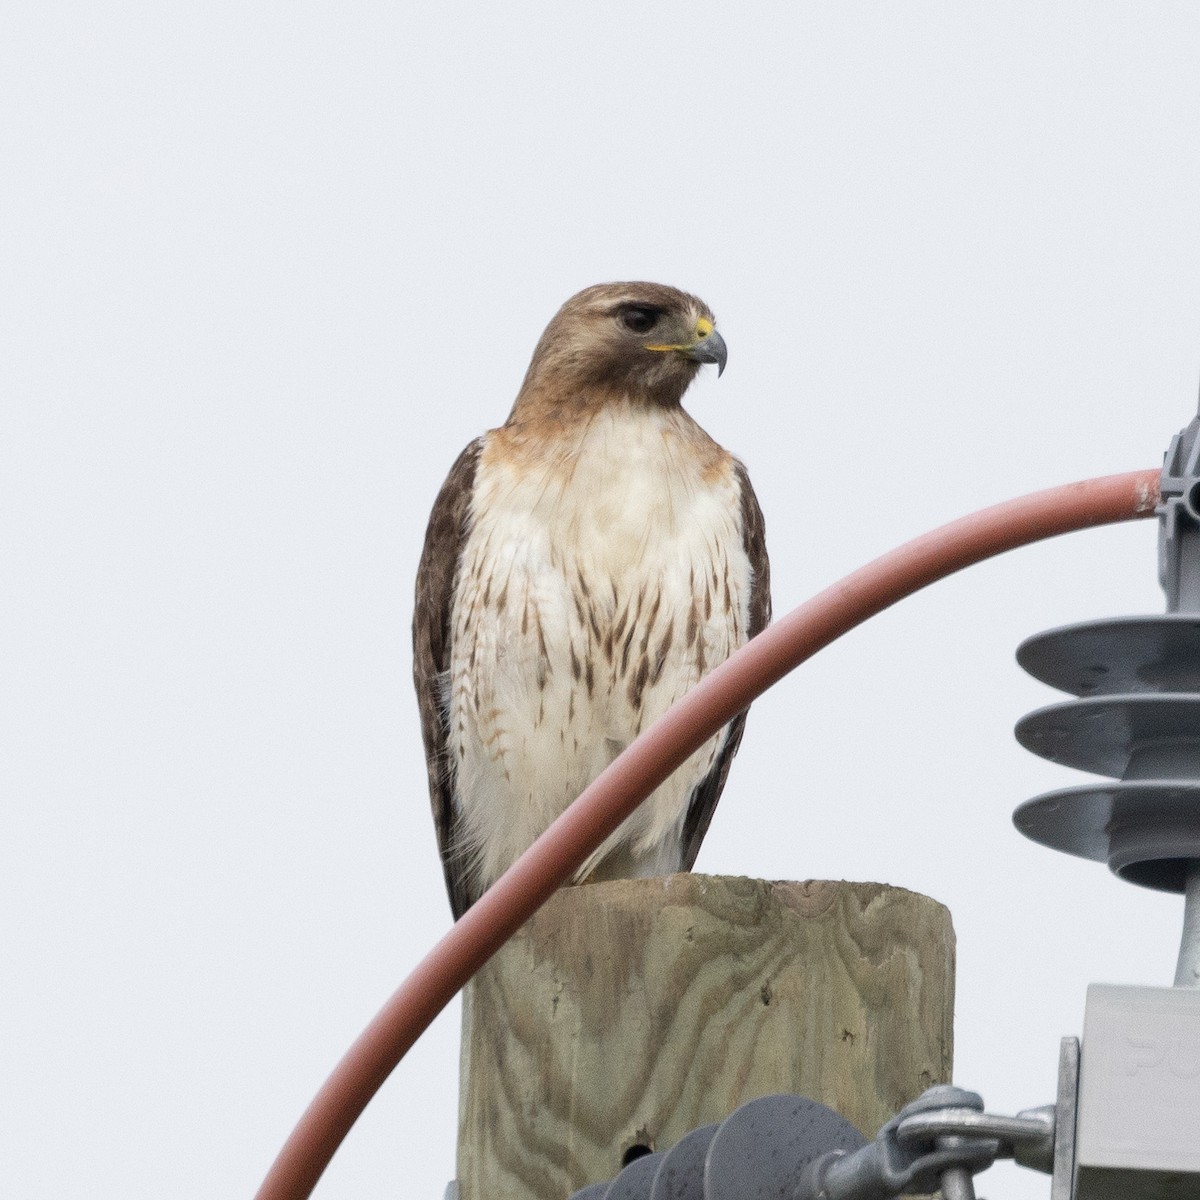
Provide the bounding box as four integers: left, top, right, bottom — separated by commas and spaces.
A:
1013, 406, 1200, 895
1014, 621, 1200, 893
702, 1094, 867, 1199
1014, 779, 1200, 890
1017, 692, 1200, 778
648, 1124, 718, 1200
1017, 615, 1200, 694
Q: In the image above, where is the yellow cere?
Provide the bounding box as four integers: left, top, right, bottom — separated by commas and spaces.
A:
645, 315, 715, 353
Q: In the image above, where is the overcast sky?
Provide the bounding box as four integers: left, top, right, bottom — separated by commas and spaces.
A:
5, 4, 1200, 1198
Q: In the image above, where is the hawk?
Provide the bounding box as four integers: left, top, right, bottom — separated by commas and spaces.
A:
413, 282, 770, 918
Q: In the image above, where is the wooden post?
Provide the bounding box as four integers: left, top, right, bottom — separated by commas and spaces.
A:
455, 874, 955, 1199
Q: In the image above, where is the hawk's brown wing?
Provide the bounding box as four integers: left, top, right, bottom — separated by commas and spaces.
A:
679, 459, 771, 870
412, 438, 483, 919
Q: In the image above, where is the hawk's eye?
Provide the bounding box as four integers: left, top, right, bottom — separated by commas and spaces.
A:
619, 306, 659, 335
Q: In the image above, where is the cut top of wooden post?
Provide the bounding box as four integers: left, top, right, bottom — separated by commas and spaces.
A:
456, 874, 955, 1200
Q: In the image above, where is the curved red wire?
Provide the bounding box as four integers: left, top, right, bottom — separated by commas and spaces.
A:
255, 468, 1160, 1200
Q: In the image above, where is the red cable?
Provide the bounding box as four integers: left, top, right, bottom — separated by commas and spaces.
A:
255, 468, 1160, 1200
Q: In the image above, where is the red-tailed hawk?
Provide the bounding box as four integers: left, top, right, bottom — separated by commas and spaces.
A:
413, 282, 770, 918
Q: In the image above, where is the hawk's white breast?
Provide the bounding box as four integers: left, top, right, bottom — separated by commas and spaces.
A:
447, 400, 751, 894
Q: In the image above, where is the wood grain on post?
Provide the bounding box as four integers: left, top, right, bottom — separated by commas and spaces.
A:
455, 873, 955, 1199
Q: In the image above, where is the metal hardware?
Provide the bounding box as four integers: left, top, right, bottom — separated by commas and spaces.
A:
568, 1082, 1067, 1200
1050, 1037, 1080, 1200
798, 1085, 1056, 1200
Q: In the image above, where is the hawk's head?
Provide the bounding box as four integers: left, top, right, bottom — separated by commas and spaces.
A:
514, 282, 727, 412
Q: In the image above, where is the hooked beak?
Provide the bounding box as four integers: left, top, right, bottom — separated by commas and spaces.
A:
645, 316, 729, 376
683, 328, 728, 377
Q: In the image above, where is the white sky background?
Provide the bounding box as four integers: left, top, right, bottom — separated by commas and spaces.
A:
4, 3, 1200, 1197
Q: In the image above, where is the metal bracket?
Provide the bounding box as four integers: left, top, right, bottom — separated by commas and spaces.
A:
1050, 1036, 1080, 1200
796, 1084, 1055, 1200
